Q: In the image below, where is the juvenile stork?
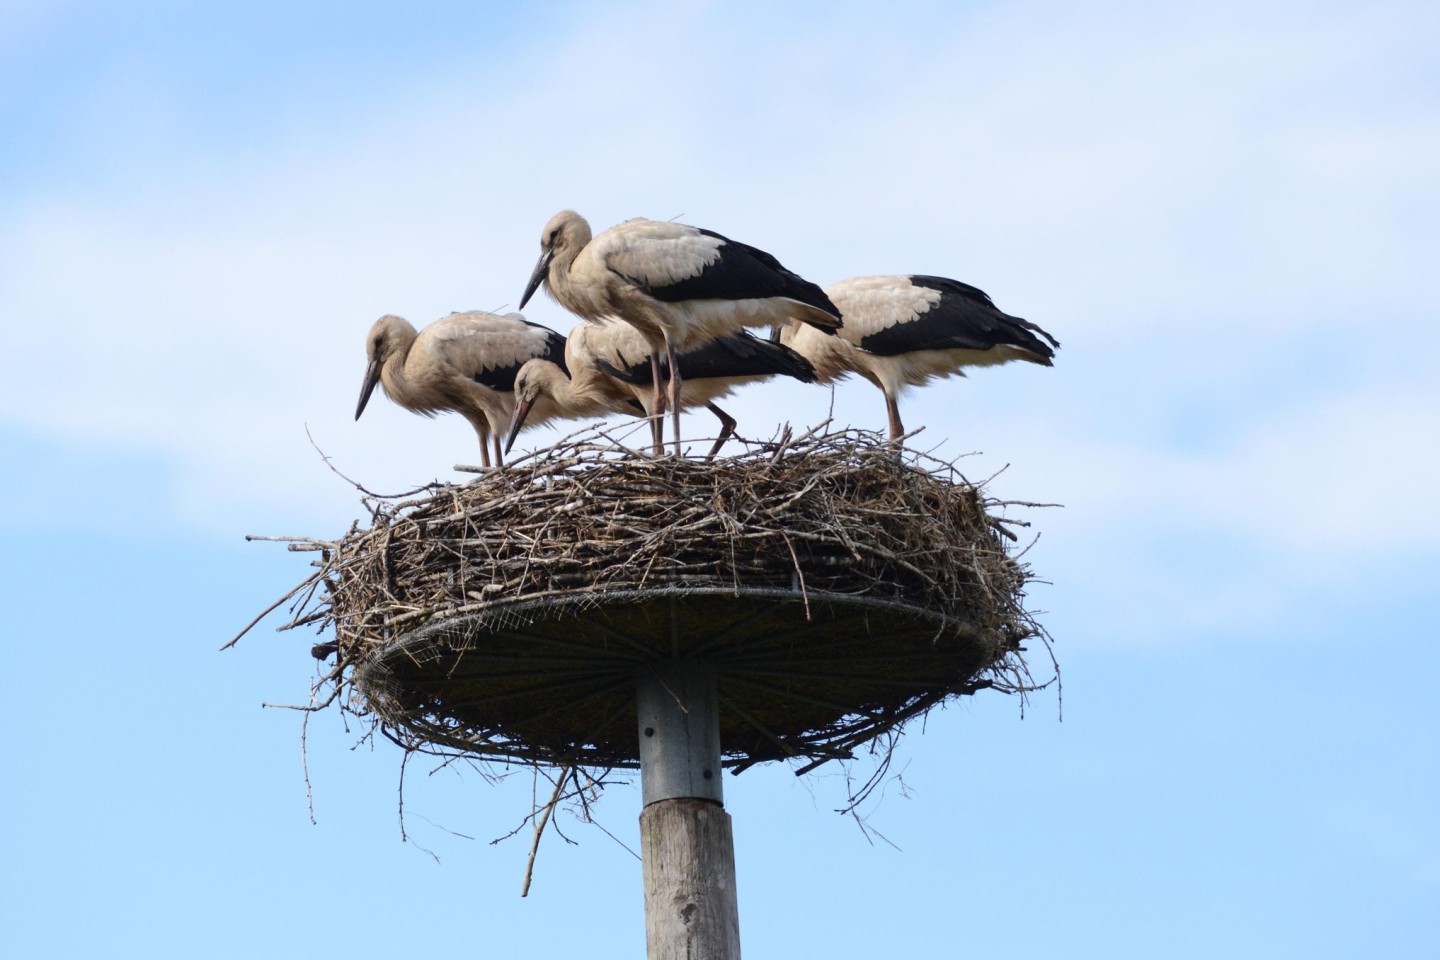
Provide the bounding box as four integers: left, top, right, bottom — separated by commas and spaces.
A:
519, 210, 841, 454
776, 275, 1059, 442
355, 311, 565, 469
506, 323, 815, 459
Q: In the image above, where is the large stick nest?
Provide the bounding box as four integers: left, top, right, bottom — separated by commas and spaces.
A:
245, 425, 1054, 775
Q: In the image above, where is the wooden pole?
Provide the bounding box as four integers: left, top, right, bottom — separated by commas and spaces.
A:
636, 661, 741, 960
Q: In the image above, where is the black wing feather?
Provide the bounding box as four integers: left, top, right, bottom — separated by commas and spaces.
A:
472, 325, 568, 392
596, 331, 816, 385
857, 275, 1060, 362
633, 229, 839, 322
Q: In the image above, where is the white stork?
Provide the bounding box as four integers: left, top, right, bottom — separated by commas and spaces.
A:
355, 311, 565, 469
519, 210, 841, 454
506, 322, 816, 459
775, 274, 1059, 442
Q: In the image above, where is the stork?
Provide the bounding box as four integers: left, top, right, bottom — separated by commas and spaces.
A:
502, 323, 647, 452
775, 274, 1059, 442
519, 210, 841, 454
355, 311, 565, 469
507, 323, 816, 459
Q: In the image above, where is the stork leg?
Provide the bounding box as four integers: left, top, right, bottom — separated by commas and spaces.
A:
648, 352, 666, 455
666, 337, 683, 457
703, 402, 737, 461
478, 430, 493, 470
885, 394, 904, 448
492, 434, 504, 470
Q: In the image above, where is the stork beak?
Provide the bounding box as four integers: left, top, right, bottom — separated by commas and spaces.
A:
355, 358, 382, 420
520, 248, 553, 309
768, 325, 782, 343
505, 396, 533, 454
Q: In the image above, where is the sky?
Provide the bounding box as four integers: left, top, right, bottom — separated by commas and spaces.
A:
2, 0, 1437, 956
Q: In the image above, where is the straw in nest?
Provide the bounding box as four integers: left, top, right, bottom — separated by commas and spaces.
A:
232, 424, 1054, 778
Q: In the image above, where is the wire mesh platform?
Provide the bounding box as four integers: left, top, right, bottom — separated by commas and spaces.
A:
354, 585, 1008, 770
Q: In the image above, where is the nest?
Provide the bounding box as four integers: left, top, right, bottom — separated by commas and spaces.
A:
241, 425, 1054, 777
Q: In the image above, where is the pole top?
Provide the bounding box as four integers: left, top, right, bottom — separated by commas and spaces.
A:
636, 661, 724, 806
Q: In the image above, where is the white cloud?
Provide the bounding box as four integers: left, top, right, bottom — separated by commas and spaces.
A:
2, 1, 1436, 638
1006, 380, 1440, 554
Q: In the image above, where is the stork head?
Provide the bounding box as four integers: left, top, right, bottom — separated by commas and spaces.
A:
356, 314, 415, 420
521, 210, 591, 309
504, 358, 556, 454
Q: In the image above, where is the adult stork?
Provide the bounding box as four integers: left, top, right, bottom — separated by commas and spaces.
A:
355, 311, 565, 469
775, 274, 1059, 442
506, 323, 816, 459
519, 210, 841, 454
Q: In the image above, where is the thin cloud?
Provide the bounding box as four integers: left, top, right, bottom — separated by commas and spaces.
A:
1, 1, 1435, 647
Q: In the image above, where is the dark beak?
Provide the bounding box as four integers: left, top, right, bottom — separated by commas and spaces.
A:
505, 396, 533, 454
355, 358, 382, 420
519, 248, 553, 309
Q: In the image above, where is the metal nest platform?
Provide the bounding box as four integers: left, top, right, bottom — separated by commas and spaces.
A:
243, 425, 1053, 773
355, 585, 1009, 771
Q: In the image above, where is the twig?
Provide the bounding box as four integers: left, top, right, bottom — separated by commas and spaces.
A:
521, 765, 572, 897
219, 572, 322, 651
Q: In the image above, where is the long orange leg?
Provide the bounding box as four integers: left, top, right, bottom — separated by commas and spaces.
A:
885, 393, 904, 448
649, 352, 666, 454
703, 402, 736, 460
666, 337, 683, 456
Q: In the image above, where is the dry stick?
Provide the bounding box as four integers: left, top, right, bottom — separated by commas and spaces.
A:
521, 764, 572, 897
779, 530, 811, 620
245, 534, 334, 546
396, 751, 442, 864
304, 422, 442, 500
220, 571, 324, 650
300, 708, 317, 824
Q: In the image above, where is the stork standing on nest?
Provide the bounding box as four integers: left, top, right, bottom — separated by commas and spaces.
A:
775, 275, 1059, 442
506, 323, 816, 459
355, 311, 565, 469
519, 210, 842, 455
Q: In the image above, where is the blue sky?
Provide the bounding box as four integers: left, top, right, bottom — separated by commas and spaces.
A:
2, 1, 1437, 956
